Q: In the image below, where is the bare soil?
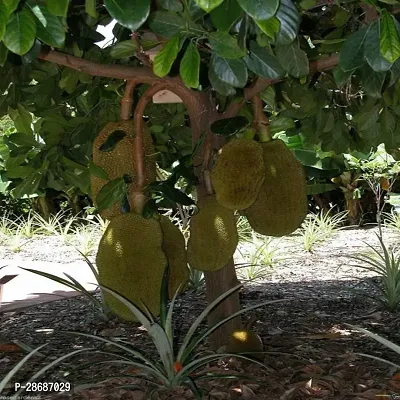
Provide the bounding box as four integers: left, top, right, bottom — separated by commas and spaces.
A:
1, 226, 400, 400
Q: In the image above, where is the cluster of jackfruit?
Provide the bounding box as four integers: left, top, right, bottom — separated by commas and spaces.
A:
96, 212, 189, 321
210, 137, 307, 238
91, 120, 156, 220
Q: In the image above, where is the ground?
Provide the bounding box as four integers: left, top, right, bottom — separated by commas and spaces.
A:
0, 225, 400, 399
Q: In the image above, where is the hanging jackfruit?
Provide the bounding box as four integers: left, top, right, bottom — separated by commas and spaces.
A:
245, 139, 308, 236
211, 138, 265, 210
96, 212, 167, 321
187, 196, 238, 272
91, 120, 156, 220
159, 215, 189, 297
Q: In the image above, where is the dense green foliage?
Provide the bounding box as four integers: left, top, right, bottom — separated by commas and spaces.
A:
0, 0, 399, 213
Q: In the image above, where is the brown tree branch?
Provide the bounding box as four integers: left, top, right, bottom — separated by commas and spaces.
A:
223, 54, 339, 119
251, 96, 271, 142
131, 83, 167, 213
38, 48, 163, 84
132, 32, 153, 68
120, 80, 138, 120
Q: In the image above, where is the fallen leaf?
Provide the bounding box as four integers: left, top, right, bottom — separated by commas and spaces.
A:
241, 384, 256, 398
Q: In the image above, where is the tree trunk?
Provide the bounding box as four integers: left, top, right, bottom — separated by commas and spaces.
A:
345, 195, 361, 225
187, 94, 243, 351
68, 194, 82, 216
32, 195, 56, 221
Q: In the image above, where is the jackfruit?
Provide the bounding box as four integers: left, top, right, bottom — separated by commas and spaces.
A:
245, 139, 308, 236
187, 196, 238, 272
159, 215, 189, 297
91, 120, 156, 220
225, 329, 264, 361
96, 212, 167, 321
211, 138, 265, 210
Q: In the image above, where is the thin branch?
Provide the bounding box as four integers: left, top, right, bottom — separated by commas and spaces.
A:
223, 54, 339, 119
251, 96, 271, 142
132, 83, 167, 210
38, 48, 163, 84
120, 80, 137, 120
132, 32, 152, 68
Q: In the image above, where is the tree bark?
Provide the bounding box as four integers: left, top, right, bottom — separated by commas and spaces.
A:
345, 195, 361, 225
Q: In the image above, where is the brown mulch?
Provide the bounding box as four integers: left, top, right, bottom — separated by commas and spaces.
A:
0, 226, 400, 399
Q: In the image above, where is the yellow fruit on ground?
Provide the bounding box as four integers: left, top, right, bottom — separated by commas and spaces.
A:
159, 215, 189, 297
245, 139, 308, 237
211, 138, 265, 210
91, 120, 156, 220
96, 212, 167, 321
225, 330, 264, 361
187, 196, 238, 272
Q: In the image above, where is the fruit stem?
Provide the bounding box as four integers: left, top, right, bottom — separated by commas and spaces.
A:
251, 96, 271, 143
132, 83, 167, 213
120, 80, 137, 120
242, 128, 256, 140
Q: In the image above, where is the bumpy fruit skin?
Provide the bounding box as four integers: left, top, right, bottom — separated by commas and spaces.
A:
245, 139, 308, 237
159, 216, 189, 297
91, 120, 156, 220
225, 330, 264, 361
96, 212, 167, 321
187, 196, 238, 272
211, 138, 265, 210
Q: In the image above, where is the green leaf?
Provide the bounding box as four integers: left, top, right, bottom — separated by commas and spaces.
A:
306, 183, 338, 195
180, 42, 200, 88
95, 178, 126, 211
104, 0, 150, 31
3, 0, 19, 14
45, 0, 69, 16
7, 165, 36, 179
361, 65, 386, 98
153, 34, 181, 78
148, 11, 185, 38
210, 54, 247, 88
13, 171, 42, 198
109, 40, 138, 59
9, 104, 33, 134
3, 7, 37, 55
209, 31, 245, 59
276, 42, 309, 78
194, 0, 224, 13
210, 0, 242, 32
364, 21, 393, 72
98, 130, 126, 152
0, 42, 8, 67
321, 121, 350, 154
208, 67, 236, 96
270, 117, 295, 134
0, 1, 9, 41
339, 26, 370, 72
158, 0, 183, 12
254, 16, 280, 39
6, 132, 38, 147
275, 0, 300, 46
243, 41, 285, 79
89, 161, 109, 180
211, 116, 249, 136
379, 10, 400, 63
85, 0, 98, 18
259, 86, 276, 111
237, 0, 279, 21
29, 3, 65, 48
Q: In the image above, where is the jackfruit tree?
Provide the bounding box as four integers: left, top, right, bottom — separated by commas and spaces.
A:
0, 0, 400, 348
